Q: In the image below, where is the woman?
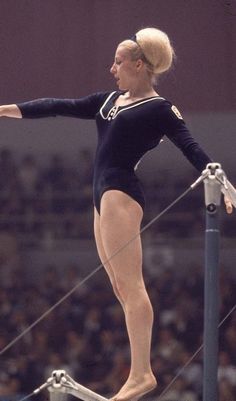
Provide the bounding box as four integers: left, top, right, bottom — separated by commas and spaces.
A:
0, 27, 233, 401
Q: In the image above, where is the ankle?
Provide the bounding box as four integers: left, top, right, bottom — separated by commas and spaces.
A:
128, 371, 156, 384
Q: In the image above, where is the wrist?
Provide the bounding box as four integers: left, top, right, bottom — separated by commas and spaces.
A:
0, 106, 6, 116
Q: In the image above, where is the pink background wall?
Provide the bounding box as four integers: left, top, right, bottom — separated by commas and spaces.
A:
0, 0, 235, 111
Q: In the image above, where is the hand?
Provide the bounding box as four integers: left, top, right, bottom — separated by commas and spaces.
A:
224, 195, 233, 214
0, 105, 22, 118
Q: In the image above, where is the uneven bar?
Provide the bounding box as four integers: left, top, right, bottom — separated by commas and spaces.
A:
45, 370, 108, 401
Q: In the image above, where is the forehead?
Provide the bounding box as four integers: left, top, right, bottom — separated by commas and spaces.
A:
115, 44, 131, 59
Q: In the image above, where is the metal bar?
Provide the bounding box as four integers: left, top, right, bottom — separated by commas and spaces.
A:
203, 163, 222, 401
203, 207, 220, 401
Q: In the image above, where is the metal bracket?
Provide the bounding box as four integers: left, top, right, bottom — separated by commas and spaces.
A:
33, 370, 108, 401
191, 162, 236, 210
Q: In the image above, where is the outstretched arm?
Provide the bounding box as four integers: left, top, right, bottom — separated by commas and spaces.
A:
158, 101, 233, 214
0, 92, 110, 120
0, 104, 22, 118
159, 102, 212, 172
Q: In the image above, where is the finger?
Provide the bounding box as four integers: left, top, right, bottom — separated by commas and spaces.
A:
225, 201, 233, 214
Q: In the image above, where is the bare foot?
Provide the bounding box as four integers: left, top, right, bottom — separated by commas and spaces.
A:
110, 373, 157, 401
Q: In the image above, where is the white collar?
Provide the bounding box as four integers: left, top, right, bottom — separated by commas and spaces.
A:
100, 92, 164, 120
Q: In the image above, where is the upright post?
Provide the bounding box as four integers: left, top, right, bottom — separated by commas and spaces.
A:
203, 163, 222, 401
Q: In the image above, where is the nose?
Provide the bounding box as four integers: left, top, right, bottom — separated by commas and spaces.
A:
110, 63, 116, 75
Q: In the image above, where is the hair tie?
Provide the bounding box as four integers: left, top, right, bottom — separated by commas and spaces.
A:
130, 34, 137, 43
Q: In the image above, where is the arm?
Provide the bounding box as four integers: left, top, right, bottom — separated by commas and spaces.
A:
158, 101, 233, 214
15, 92, 110, 119
158, 101, 212, 172
0, 92, 110, 120
0, 104, 22, 118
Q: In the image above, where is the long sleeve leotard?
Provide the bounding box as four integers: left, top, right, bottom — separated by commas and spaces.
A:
17, 91, 212, 214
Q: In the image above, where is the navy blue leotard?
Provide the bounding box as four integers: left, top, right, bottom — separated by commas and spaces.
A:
17, 91, 211, 214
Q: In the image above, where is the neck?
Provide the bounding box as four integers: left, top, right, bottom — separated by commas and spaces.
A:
125, 81, 157, 100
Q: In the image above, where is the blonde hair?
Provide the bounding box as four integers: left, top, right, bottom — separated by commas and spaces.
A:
120, 27, 175, 77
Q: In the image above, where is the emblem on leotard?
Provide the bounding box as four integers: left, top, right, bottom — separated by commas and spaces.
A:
171, 105, 183, 119
108, 106, 119, 120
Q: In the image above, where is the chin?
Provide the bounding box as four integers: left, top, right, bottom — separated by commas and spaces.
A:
118, 82, 128, 91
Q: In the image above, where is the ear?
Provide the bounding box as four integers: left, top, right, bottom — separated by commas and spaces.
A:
136, 59, 143, 71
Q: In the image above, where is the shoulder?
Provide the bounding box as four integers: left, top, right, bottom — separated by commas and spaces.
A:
82, 91, 113, 104
154, 97, 183, 118
154, 98, 185, 124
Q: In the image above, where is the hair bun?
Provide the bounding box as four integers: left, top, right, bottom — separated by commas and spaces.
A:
136, 27, 174, 75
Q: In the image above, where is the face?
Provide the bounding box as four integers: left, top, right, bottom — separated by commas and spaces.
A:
110, 45, 140, 90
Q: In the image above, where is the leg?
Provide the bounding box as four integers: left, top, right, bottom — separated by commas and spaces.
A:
94, 208, 125, 309
99, 190, 157, 401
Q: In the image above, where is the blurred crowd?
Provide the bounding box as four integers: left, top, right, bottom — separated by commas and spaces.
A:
0, 147, 94, 242
0, 261, 235, 401
0, 147, 235, 401
0, 147, 234, 243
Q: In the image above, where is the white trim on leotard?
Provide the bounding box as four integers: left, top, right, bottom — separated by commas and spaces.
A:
99, 92, 164, 121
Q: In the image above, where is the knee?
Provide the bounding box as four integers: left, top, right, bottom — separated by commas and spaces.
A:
110, 274, 134, 304
109, 276, 124, 302
115, 276, 143, 303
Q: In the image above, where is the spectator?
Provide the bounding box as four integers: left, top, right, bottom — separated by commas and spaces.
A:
218, 351, 236, 386
179, 350, 203, 395
218, 377, 236, 401
156, 327, 186, 366
44, 352, 74, 380
158, 376, 198, 401
18, 154, 39, 198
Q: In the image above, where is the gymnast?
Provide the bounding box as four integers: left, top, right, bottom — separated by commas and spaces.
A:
0, 27, 233, 401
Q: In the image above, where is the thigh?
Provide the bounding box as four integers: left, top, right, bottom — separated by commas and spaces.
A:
94, 207, 117, 284
99, 190, 144, 287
